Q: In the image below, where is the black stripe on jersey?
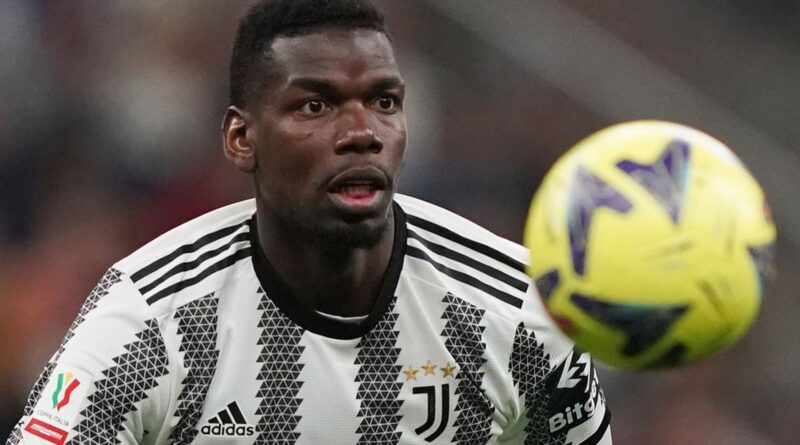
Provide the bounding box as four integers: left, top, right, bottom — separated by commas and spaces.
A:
407, 228, 529, 292
71, 319, 169, 444
145, 248, 252, 305
131, 222, 247, 283
579, 410, 611, 445
354, 297, 403, 444
406, 214, 526, 273
441, 293, 494, 443
508, 323, 560, 444
168, 294, 220, 445
254, 291, 304, 443
138, 232, 250, 296
406, 246, 524, 308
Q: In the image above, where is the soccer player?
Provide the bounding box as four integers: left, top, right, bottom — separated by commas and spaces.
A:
8, 1, 612, 444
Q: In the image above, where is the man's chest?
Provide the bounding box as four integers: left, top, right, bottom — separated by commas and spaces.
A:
171, 294, 512, 444
185, 330, 502, 444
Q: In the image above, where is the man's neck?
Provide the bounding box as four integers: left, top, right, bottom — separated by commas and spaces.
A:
255, 210, 395, 317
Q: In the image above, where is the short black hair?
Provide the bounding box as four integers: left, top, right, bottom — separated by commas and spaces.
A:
229, 0, 387, 109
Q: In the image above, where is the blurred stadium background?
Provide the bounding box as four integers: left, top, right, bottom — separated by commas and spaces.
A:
1, 1, 798, 443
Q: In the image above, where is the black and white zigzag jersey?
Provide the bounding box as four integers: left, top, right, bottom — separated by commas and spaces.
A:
9, 195, 612, 445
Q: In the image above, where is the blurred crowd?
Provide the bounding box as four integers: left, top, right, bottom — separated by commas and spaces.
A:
1, 1, 798, 444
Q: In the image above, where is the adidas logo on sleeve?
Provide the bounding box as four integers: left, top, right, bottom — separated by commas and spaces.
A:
200, 401, 255, 437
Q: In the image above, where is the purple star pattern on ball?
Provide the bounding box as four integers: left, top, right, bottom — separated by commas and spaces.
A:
616, 139, 690, 224
567, 167, 633, 276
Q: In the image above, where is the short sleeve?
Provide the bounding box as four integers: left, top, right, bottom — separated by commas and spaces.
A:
503, 285, 613, 444
7, 268, 172, 445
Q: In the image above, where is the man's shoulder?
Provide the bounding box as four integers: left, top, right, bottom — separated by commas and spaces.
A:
395, 194, 529, 270
113, 199, 256, 306
395, 195, 577, 370
396, 194, 537, 317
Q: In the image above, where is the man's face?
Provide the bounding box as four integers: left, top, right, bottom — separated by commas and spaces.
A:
244, 29, 406, 247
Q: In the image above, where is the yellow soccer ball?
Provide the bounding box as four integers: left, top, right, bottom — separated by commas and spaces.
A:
524, 121, 776, 370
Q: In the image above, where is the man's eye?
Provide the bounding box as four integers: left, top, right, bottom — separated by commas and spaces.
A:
376, 96, 398, 112
299, 100, 327, 115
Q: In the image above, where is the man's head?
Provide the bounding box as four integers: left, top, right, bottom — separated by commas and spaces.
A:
223, 0, 407, 250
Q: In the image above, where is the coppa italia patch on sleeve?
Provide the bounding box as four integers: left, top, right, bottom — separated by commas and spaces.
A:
24, 365, 93, 444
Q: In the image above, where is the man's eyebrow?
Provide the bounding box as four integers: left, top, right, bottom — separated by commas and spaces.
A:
365, 76, 405, 99
369, 76, 405, 92
286, 76, 405, 98
287, 78, 342, 99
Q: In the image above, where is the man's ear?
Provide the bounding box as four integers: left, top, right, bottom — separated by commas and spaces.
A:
222, 106, 257, 173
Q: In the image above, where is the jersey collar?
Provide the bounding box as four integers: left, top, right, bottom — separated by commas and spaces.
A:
249, 201, 407, 339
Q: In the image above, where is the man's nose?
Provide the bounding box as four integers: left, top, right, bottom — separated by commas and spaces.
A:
334, 103, 383, 154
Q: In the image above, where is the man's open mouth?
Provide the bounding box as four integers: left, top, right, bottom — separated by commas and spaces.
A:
327, 168, 389, 213
333, 182, 379, 198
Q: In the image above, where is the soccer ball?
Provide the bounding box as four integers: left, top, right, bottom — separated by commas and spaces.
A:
523, 121, 776, 370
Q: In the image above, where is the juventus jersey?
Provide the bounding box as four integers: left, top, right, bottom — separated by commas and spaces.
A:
9, 195, 612, 445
